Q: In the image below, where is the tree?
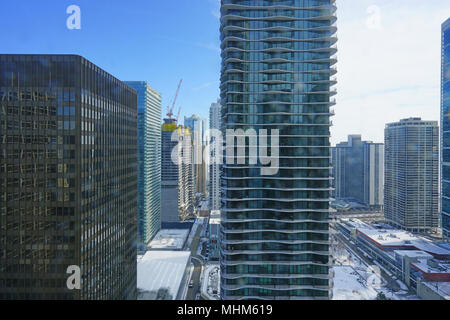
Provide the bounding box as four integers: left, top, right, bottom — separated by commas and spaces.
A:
376, 292, 390, 300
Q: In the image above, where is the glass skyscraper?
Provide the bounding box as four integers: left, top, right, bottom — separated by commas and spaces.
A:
0, 55, 138, 300
441, 18, 450, 239
220, 0, 337, 299
125, 81, 162, 250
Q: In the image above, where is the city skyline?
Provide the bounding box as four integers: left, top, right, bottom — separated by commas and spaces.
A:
1, 0, 450, 304
1, 1, 450, 144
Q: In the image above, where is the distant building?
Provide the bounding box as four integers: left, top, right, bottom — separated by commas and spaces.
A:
332, 135, 384, 209
441, 17, 450, 240
209, 101, 221, 211
125, 81, 162, 250
0, 54, 137, 300
184, 114, 207, 145
385, 118, 439, 233
184, 115, 208, 197
161, 120, 195, 222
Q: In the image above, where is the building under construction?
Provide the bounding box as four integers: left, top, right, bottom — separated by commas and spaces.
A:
161, 118, 195, 222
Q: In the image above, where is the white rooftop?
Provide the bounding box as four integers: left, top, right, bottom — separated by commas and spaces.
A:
394, 250, 433, 259
210, 210, 221, 224
148, 229, 189, 250
411, 259, 450, 275
137, 250, 191, 300
343, 219, 450, 257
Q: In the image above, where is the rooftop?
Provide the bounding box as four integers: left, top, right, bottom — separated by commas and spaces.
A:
342, 219, 450, 258
411, 259, 450, 275
148, 229, 190, 250
386, 117, 438, 128
137, 250, 191, 300
394, 250, 433, 259
210, 210, 221, 225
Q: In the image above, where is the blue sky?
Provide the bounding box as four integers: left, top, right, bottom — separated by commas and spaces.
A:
1, 0, 450, 144
0, 0, 221, 122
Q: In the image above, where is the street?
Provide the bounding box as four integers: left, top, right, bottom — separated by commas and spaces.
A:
186, 225, 205, 300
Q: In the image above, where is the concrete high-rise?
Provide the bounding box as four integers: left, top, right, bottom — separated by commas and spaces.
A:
125, 81, 162, 250
209, 100, 221, 211
0, 55, 137, 300
220, 1, 337, 299
332, 135, 384, 209
441, 18, 450, 239
385, 118, 439, 233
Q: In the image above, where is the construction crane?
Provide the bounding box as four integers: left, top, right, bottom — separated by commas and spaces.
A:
167, 79, 183, 121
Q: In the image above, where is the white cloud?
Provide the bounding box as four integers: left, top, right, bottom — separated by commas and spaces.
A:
332, 0, 450, 145
208, 0, 221, 20
193, 81, 219, 91
196, 41, 220, 53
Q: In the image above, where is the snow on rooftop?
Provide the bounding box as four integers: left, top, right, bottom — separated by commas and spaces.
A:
438, 242, 450, 251
394, 250, 433, 259
209, 211, 221, 225
148, 229, 189, 250
411, 259, 450, 274
137, 250, 191, 300
345, 219, 450, 257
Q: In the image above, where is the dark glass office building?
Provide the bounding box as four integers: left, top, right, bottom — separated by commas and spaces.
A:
0, 55, 138, 300
441, 18, 450, 239
220, 0, 337, 299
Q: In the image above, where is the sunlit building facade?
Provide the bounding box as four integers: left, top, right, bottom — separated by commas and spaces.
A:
161, 120, 195, 222
220, 0, 337, 299
125, 81, 162, 250
209, 100, 222, 211
385, 118, 439, 233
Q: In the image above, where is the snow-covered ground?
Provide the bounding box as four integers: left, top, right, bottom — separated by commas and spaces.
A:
333, 266, 378, 300
201, 264, 220, 300
332, 236, 404, 300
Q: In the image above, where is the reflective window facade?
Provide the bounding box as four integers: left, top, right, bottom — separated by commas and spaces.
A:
125, 82, 162, 249
0, 55, 138, 300
220, 0, 337, 300
442, 18, 450, 239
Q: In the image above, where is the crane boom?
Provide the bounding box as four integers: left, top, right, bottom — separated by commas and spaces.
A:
167, 79, 183, 119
